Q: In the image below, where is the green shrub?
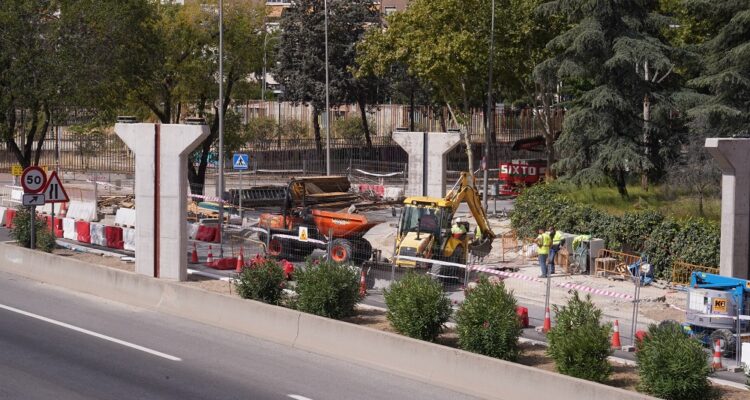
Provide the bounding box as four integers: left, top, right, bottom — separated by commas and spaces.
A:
295, 260, 360, 319
10, 208, 56, 252
234, 258, 286, 304
246, 116, 277, 142
384, 273, 451, 341
636, 323, 712, 400
547, 291, 612, 383
333, 116, 373, 141
455, 277, 521, 360
513, 184, 720, 278
618, 210, 664, 252
280, 119, 308, 139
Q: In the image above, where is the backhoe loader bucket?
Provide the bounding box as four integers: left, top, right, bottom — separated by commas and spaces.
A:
469, 238, 493, 258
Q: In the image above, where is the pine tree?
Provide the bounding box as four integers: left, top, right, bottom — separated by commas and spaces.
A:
685, 0, 750, 137
535, 0, 678, 197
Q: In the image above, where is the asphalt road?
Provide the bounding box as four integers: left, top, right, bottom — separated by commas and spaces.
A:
0, 270, 479, 400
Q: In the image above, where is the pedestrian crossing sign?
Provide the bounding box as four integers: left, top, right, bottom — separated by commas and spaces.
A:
233, 153, 249, 170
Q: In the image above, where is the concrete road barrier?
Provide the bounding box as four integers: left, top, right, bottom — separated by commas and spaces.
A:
0, 242, 655, 400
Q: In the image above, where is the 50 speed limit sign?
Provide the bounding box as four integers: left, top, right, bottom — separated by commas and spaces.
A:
21, 166, 48, 194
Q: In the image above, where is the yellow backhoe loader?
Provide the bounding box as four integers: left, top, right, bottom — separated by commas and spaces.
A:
393, 172, 496, 277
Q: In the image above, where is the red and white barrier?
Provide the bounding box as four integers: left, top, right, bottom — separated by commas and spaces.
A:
115, 208, 136, 227
75, 221, 91, 243
5, 209, 16, 228
90, 223, 106, 246
66, 201, 97, 222
0, 207, 6, 226
187, 222, 199, 240
123, 227, 136, 251
62, 218, 77, 240
105, 226, 124, 250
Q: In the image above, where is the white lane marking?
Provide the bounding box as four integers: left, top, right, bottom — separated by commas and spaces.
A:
288, 395, 314, 400
0, 303, 182, 362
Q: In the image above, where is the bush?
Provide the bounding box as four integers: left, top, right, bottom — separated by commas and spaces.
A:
513, 184, 720, 278
455, 277, 521, 360
334, 116, 372, 141
234, 258, 286, 304
246, 116, 278, 142
295, 260, 360, 319
547, 291, 612, 383
636, 323, 712, 400
280, 119, 308, 140
384, 273, 451, 341
10, 208, 55, 252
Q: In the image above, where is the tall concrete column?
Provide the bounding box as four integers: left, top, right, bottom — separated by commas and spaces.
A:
393, 132, 461, 198
115, 123, 209, 281
705, 138, 750, 279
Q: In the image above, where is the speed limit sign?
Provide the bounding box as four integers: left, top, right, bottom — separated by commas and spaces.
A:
21, 166, 48, 194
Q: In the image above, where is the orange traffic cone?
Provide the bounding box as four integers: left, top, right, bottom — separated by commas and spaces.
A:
611, 320, 622, 348
359, 268, 367, 297
712, 339, 724, 370
236, 247, 245, 272
206, 245, 214, 265
542, 307, 552, 333
190, 242, 199, 264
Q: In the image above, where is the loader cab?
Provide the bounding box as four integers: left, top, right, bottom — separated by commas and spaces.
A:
395, 198, 456, 267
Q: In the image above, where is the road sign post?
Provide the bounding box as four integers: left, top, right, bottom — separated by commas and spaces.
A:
42, 171, 70, 240
21, 167, 48, 250
233, 154, 249, 220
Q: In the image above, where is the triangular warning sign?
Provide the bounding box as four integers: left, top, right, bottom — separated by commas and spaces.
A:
42, 171, 70, 203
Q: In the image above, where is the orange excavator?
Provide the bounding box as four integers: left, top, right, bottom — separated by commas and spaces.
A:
257, 176, 380, 263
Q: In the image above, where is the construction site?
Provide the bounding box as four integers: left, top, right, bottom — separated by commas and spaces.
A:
1, 115, 750, 395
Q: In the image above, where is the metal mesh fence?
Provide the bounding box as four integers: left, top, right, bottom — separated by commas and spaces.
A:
670, 261, 720, 286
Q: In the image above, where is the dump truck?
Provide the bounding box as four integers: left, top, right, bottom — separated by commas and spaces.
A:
257, 176, 380, 263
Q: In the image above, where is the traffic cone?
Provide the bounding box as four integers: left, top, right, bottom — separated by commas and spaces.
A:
611, 320, 622, 348
190, 242, 199, 264
542, 307, 552, 333
205, 245, 214, 265
712, 339, 724, 370
236, 247, 245, 272
359, 268, 367, 297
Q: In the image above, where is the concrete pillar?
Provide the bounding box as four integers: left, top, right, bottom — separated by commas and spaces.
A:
393, 132, 461, 198
115, 123, 209, 281
705, 138, 750, 279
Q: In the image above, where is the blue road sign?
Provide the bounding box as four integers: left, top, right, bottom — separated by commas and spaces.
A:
233, 153, 249, 170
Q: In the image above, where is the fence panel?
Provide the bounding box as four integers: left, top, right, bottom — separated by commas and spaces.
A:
671, 261, 720, 286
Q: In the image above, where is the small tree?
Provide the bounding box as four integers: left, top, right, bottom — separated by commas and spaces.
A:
295, 260, 360, 319
455, 277, 521, 360
10, 208, 56, 253
636, 322, 712, 400
384, 273, 451, 341
547, 291, 612, 383
667, 135, 720, 217
234, 258, 286, 305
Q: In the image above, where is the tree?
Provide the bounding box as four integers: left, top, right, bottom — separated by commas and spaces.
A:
128, 0, 266, 194
275, 0, 378, 155
536, 0, 679, 197
357, 0, 559, 176
684, 0, 750, 138
0, 0, 154, 169
667, 134, 720, 217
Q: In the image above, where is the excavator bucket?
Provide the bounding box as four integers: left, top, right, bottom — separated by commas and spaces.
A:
469, 238, 493, 258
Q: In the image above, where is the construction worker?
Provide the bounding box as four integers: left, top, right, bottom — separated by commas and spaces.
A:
451, 217, 467, 238
535, 228, 551, 278
547, 226, 565, 275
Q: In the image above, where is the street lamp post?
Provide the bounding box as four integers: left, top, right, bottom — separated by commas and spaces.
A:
483, 0, 495, 211
324, 0, 331, 176
217, 0, 225, 257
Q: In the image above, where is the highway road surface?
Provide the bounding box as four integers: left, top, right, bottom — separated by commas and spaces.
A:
0, 269, 479, 400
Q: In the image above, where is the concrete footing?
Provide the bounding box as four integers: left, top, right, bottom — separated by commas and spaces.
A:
393, 132, 461, 198
115, 123, 209, 281
705, 138, 750, 279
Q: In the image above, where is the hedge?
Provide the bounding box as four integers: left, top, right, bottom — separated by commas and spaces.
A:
511, 185, 719, 279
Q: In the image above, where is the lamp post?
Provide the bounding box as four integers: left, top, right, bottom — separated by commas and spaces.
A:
324, 0, 331, 176
217, 0, 225, 257
482, 0, 495, 211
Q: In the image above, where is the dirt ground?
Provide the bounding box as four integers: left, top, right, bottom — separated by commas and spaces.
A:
54, 248, 135, 272
184, 274, 237, 297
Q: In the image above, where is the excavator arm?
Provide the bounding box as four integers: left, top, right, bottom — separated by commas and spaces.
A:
444, 172, 496, 257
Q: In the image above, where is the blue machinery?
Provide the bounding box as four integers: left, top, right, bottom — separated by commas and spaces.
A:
684, 272, 750, 356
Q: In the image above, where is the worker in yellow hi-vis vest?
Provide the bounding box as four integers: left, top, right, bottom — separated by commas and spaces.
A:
535, 228, 552, 278
547, 226, 565, 276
